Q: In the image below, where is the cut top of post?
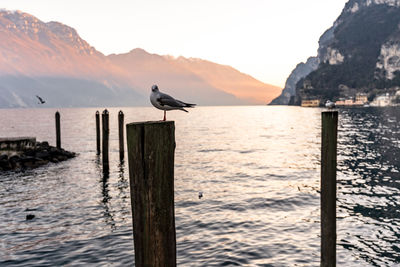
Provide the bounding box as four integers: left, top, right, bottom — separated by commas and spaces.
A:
103, 109, 109, 115
127, 120, 174, 126
322, 111, 338, 117
96, 110, 99, 115
119, 110, 124, 115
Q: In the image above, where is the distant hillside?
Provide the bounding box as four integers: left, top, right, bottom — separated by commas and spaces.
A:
108, 49, 281, 105
0, 9, 280, 108
169, 57, 282, 104
0, 10, 139, 108
270, 57, 319, 105
107, 49, 242, 106
271, 0, 400, 105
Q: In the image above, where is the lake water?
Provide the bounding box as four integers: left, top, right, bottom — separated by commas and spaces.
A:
0, 106, 399, 266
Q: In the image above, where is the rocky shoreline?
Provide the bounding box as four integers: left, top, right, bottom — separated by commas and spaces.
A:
0, 141, 76, 171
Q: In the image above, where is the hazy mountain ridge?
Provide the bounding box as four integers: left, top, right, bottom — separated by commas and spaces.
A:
0, 9, 280, 108
107, 49, 243, 105
170, 56, 282, 104
271, 0, 400, 105
0, 9, 130, 85
270, 57, 319, 105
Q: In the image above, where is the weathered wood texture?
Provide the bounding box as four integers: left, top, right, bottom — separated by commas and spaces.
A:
126, 121, 176, 267
321, 111, 338, 267
118, 110, 124, 161
55, 111, 61, 149
96, 111, 101, 155
102, 109, 109, 173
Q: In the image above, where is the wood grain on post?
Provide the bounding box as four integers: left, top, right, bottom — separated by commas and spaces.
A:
55, 111, 61, 149
126, 121, 176, 267
102, 109, 109, 173
96, 111, 101, 155
321, 111, 338, 267
118, 110, 124, 161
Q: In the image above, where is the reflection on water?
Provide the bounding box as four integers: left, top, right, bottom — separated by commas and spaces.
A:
101, 170, 116, 231
337, 107, 400, 266
0, 106, 398, 266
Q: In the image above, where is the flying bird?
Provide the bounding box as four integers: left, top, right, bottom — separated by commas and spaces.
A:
36, 95, 45, 104
150, 85, 196, 121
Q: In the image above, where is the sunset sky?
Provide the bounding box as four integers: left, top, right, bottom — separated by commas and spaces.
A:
2, 0, 349, 87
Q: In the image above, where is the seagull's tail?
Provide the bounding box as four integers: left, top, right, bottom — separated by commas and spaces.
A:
183, 102, 196, 108
177, 100, 196, 112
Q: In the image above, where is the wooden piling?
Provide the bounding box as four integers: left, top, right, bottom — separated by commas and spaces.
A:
96, 111, 101, 155
102, 109, 109, 173
321, 111, 338, 267
126, 121, 176, 267
55, 111, 61, 149
118, 110, 124, 161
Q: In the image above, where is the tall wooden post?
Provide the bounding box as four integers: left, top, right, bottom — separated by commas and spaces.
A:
102, 109, 109, 173
126, 121, 176, 267
55, 111, 61, 149
118, 110, 124, 161
321, 111, 338, 267
96, 111, 101, 155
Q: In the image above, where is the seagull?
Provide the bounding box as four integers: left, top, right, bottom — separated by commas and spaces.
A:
325, 100, 335, 109
36, 95, 45, 104
150, 85, 196, 121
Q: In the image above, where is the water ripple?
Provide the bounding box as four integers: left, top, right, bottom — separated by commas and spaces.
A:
0, 106, 399, 266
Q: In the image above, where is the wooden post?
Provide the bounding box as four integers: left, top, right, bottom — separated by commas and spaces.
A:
118, 110, 124, 161
126, 121, 176, 267
55, 111, 61, 149
102, 109, 109, 173
321, 111, 338, 267
96, 111, 101, 155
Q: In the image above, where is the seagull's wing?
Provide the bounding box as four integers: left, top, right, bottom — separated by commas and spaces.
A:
158, 92, 196, 108
157, 92, 185, 107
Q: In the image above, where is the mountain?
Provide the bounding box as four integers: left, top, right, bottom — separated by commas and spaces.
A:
0, 9, 280, 108
108, 49, 282, 105
107, 49, 243, 106
271, 0, 400, 105
270, 57, 319, 105
168, 56, 282, 104
0, 9, 140, 108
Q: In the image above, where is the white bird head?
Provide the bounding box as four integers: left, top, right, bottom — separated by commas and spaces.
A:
151, 85, 159, 92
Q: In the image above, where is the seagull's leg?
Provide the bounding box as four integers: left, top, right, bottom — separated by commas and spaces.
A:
163, 110, 166, 121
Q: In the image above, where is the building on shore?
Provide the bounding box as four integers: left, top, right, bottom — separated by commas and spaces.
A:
366, 91, 400, 107
355, 93, 368, 104
335, 93, 368, 106
370, 93, 391, 107
301, 99, 320, 107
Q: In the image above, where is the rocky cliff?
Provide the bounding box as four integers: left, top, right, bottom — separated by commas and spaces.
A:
270, 57, 319, 105
271, 0, 400, 105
